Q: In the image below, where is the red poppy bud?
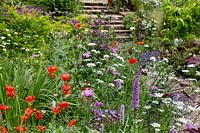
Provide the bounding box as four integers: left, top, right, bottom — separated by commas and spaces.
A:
67, 119, 77, 127
60, 73, 70, 81
48, 66, 58, 73
25, 96, 35, 102
1, 126, 8, 133
52, 107, 61, 115
16, 125, 26, 132
61, 85, 71, 94
25, 108, 34, 117
137, 41, 144, 45
36, 110, 43, 120
21, 115, 29, 123
38, 125, 46, 131
58, 102, 69, 109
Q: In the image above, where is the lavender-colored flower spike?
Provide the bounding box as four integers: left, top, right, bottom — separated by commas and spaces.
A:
100, 124, 104, 133
113, 79, 123, 89
132, 68, 142, 110
120, 104, 125, 123
82, 51, 92, 58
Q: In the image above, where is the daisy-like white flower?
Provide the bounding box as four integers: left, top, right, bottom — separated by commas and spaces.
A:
151, 123, 160, 128
87, 43, 97, 46
86, 63, 96, 68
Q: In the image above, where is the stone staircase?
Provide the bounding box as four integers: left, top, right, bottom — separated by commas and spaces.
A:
80, 0, 131, 42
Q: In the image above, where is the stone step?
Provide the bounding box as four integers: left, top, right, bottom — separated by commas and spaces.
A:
81, 0, 108, 5
85, 14, 123, 20
102, 30, 131, 33
116, 35, 132, 41
83, 5, 107, 9
81, 9, 118, 14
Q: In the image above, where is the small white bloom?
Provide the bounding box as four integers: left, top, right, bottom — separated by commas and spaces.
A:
153, 93, 164, 98
163, 58, 169, 63
144, 44, 149, 47
96, 79, 104, 84
150, 56, 156, 62
152, 101, 159, 104
144, 105, 151, 110
78, 45, 83, 48
86, 63, 96, 67
116, 56, 124, 62
177, 117, 191, 124
162, 98, 172, 104
87, 43, 97, 46
108, 83, 115, 87
52, 100, 56, 107
84, 59, 92, 62
121, 76, 127, 79
158, 109, 164, 112
196, 71, 200, 76
103, 55, 110, 60
97, 70, 103, 75
130, 27, 135, 30
182, 70, 189, 73
187, 64, 195, 68
155, 128, 160, 132
151, 123, 160, 128
0, 36, 6, 40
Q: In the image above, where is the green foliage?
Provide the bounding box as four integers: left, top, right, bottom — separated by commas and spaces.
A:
22, 0, 81, 12
161, 0, 200, 42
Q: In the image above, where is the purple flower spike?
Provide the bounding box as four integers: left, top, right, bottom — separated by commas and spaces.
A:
82, 89, 94, 97
151, 85, 158, 91
113, 79, 123, 89
120, 104, 125, 123
96, 101, 103, 107
82, 51, 92, 58
132, 68, 142, 110
112, 70, 120, 76
170, 129, 178, 133
185, 123, 198, 130
32, 54, 40, 58
72, 20, 78, 25
110, 47, 118, 53
100, 124, 104, 133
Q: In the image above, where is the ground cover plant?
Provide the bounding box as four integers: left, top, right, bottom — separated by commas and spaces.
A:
0, 0, 200, 132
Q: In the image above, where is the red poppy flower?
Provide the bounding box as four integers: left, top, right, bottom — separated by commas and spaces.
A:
21, 115, 29, 123
60, 73, 70, 81
74, 23, 82, 29
48, 66, 58, 73
58, 102, 69, 109
128, 58, 137, 64
16, 125, 26, 132
49, 72, 56, 79
36, 110, 43, 120
0, 104, 10, 111
67, 119, 77, 127
25, 108, 34, 117
52, 107, 61, 115
25, 96, 36, 102
137, 41, 144, 45
1, 126, 8, 133
38, 125, 46, 131
5, 85, 16, 98
61, 85, 71, 94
